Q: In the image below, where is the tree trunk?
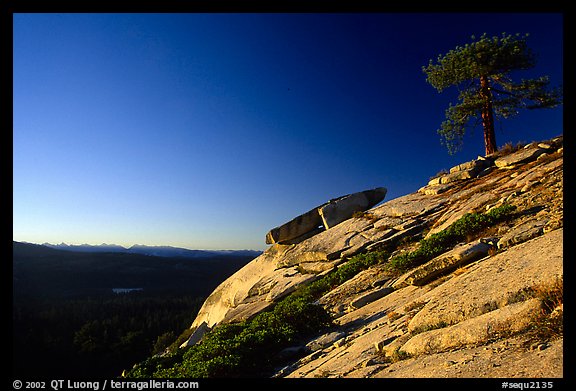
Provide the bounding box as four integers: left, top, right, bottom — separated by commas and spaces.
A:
479, 75, 497, 155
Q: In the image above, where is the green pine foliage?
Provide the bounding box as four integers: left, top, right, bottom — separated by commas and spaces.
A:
423, 33, 562, 154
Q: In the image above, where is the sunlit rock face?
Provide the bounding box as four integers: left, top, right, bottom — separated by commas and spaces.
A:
182, 135, 563, 378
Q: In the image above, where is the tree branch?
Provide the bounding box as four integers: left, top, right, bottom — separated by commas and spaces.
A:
490, 87, 516, 96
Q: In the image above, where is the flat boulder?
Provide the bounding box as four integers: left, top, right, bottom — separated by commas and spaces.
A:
449, 157, 492, 174
392, 240, 493, 288
494, 145, 547, 168
400, 299, 542, 356
266, 187, 387, 245
497, 218, 549, 249
306, 331, 347, 352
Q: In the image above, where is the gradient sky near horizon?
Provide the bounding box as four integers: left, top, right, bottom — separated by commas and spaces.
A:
13, 13, 563, 251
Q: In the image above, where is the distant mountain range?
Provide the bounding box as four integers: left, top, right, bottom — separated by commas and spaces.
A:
38, 242, 262, 259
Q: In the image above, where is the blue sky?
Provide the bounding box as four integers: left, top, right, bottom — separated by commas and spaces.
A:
13, 13, 563, 251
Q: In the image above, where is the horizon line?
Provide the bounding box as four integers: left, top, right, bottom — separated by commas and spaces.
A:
13, 240, 264, 252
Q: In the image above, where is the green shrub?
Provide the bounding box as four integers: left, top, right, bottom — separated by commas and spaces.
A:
386, 204, 516, 273
291, 250, 390, 302
128, 286, 332, 378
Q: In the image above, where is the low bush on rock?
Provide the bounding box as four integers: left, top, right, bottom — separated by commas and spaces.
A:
386, 204, 516, 273
525, 277, 563, 343
128, 293, 332, 378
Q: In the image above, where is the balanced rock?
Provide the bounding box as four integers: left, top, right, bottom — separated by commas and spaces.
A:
266, 187, 387, 245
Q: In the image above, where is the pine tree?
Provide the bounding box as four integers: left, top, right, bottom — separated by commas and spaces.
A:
423, 33, 562, 155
